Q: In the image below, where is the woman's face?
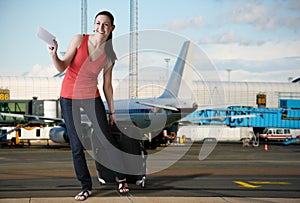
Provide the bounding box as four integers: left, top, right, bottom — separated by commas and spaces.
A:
94, 14, 115, 41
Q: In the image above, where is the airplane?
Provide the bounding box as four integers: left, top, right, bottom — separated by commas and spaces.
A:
1, 41, 198, 148
50, 41, 198, 149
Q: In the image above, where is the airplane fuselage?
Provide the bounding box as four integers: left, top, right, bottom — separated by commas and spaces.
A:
109, 98, 197, 134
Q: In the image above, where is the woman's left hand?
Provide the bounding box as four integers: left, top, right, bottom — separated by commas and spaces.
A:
108, 114, 116, 125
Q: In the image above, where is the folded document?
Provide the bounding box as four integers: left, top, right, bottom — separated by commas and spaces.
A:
36, 26, 56, 47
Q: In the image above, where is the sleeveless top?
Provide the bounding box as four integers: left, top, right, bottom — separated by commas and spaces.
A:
60, 35, 107, 99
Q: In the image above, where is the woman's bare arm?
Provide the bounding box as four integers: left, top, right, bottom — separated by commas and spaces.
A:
48, 34, 83, 73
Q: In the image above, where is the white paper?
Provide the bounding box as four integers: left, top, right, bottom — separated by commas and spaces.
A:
36, 26, 56, 47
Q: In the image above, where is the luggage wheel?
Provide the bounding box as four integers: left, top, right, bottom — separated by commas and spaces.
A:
98, 177, 106, 185
136, 176, 146, 188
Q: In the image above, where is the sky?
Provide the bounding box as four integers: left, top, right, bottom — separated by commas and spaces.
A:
0, 0, 300, 82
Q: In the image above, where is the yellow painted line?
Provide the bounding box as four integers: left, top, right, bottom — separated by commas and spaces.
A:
234, 181, 261, 188
249, 181, 290, 185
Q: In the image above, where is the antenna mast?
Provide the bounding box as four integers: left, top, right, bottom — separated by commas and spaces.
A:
129, 0, 138, 98
81, 0, 87, 34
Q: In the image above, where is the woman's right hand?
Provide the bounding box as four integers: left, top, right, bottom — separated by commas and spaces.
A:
47, 39, 58, 56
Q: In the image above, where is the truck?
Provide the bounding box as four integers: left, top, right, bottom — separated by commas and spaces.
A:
259, 128, 292, 141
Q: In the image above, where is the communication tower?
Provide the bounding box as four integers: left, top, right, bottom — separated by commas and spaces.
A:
129, 0, 138, 98
81, 0, 87, 34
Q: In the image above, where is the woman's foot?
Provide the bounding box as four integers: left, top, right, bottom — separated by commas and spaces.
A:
74, 190, 92, 201
117, 179, 129, 194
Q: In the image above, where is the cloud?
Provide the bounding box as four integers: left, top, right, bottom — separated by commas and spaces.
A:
22, 64, 58, 77
199, 30, 265, 46
200, 30, 237, 44
288, 0, 300, 10
280, 16, 300, 32
229, 3, 277, 31
165, 16, 205, 30
202, 40, 300, 61
218, 68, 299, 83
213, 56, 300, 82
227, 1, 300, 32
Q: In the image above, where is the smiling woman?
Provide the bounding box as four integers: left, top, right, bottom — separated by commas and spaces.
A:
46, 10, 132, 200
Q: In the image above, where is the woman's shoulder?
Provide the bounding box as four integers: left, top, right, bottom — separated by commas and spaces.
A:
73, 34, 85, 42
69, 34, 86, 48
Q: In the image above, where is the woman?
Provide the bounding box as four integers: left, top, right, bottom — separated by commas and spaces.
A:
48, 11, 129, 201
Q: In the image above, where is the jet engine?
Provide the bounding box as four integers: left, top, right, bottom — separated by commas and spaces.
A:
49, 125, 69, 143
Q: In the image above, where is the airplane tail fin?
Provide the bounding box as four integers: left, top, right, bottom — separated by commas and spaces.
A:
159, 41, 191, 99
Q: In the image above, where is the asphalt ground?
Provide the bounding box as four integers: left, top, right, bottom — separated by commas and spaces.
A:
0, 141, 299, 202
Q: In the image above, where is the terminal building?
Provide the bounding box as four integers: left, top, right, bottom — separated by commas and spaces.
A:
0, 76, 299, 145
0, 76, 299, 109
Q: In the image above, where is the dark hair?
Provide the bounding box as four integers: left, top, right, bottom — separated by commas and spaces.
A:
94, 11, 117, 63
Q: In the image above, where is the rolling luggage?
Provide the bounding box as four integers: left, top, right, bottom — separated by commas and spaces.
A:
96, 124, 147, 188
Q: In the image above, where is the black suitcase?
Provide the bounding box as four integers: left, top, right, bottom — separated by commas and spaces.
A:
96, 124, 147, 188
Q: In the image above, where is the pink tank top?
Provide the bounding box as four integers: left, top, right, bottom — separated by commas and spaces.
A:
60, 35, 107, 99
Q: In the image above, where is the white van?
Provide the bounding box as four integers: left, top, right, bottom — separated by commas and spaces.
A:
259, 128, 292, 141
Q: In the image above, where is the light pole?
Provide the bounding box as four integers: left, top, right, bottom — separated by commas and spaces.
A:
226, 69, 232, 82
164, 58, 170, 80
226, 69, 232, 104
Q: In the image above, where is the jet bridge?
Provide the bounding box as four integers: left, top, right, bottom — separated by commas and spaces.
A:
184, 98, 300, 145
187, 98, 300, 129
185, 99, 300, 129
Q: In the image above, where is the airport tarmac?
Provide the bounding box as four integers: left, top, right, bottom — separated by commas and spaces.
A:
0, 142, 299, 203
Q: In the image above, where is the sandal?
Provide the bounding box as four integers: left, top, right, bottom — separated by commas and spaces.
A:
75, 190, 92, 201
118, 179, 129, 194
